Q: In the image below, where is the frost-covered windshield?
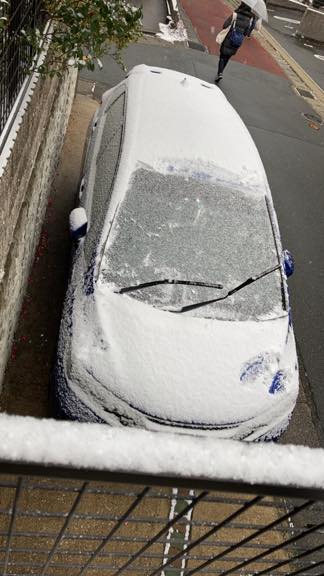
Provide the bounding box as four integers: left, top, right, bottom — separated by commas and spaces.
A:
100, 167, 283, 320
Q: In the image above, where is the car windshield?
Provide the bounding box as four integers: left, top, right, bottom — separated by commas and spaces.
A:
100, 166, 284, 321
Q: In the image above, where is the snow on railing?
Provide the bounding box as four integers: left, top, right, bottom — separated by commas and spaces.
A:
0, 413, 323, 498
1, 413, 323, 576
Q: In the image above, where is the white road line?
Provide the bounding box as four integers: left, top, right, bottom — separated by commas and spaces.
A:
162, 489, 195, 576
180, 489, 195, 576
162, 487, 178, 576
273, 16, 300, 23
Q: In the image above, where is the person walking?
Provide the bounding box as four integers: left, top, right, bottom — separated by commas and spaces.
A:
215, 2, 261, 83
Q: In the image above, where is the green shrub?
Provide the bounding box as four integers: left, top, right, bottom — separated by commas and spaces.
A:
22, 0, 143, 76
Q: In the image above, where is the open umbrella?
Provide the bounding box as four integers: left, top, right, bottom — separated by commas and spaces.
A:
242, 0, 268, 21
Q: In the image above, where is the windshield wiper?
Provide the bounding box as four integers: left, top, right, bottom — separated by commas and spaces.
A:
168, 263, 282, 314
115, 263, 281, 313
115, 278, 223, 294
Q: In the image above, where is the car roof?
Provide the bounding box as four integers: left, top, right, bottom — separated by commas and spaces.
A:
121, 65, 268, 190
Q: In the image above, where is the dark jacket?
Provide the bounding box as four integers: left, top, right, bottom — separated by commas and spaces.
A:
220, 3, 254, 56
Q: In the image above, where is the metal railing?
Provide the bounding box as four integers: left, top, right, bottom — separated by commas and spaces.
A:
0, 415, 323, 576
0, 0, 45, 143
0, 467, 324, 575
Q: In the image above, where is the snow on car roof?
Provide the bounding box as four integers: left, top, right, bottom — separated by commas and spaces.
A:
123, 65, 268, 188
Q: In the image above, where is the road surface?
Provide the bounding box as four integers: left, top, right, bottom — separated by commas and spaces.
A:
1, 0, 323, 448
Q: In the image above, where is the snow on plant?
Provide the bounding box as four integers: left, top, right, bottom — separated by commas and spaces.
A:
18, 0, 143, 76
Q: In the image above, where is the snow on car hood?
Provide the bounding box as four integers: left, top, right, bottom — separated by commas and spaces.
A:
71, 284, 293, 426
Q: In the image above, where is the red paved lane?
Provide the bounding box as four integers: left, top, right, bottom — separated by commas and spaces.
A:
181, 0, 286, 77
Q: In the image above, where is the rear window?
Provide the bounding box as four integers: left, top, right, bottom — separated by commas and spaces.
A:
100, 166, 284, 321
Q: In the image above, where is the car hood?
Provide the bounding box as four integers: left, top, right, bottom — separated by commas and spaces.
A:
72, 284, 294, 426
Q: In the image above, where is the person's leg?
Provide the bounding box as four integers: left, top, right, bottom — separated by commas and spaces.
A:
216, 53, 231, 81
221, 54, 231, 71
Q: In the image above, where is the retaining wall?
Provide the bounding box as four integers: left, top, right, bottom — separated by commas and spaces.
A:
0, 69, 78, 387
267, 0, 307, 11
297, 7, 324, 42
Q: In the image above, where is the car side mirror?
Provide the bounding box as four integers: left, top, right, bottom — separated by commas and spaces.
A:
69, 207, 88, 240
283, 249, 294, 278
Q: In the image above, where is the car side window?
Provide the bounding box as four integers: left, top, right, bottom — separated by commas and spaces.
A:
84, 92, 125, 266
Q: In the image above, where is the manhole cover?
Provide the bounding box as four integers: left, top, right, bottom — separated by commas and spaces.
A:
302, 112, 323, 125
296, 87, 315, 99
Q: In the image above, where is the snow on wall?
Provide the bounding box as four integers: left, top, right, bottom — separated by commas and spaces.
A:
0, 414, 323, 491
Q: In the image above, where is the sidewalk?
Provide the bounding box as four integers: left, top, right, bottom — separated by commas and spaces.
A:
130, 0, 168, 34
180, 0, 286, 76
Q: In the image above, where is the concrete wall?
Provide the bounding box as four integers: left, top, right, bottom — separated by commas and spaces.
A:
0, 69, 78, 387
296, 7, 324, 42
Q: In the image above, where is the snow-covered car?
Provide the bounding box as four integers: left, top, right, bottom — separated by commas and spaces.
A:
53, 64, 299, 441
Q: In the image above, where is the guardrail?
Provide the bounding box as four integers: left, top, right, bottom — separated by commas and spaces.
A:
0, 414, 323, 575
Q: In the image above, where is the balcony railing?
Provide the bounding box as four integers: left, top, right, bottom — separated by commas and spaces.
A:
0, 0, 45, 151
0, 414, 323, 575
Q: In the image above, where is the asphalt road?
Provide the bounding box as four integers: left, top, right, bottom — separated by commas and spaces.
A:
1, 0, 324, 447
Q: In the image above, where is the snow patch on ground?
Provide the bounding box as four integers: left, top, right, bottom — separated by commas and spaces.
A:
156, 20, 188, 44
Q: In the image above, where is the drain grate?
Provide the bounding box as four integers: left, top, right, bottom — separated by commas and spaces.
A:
302, 112, 323, 125
296, 87, 315, 99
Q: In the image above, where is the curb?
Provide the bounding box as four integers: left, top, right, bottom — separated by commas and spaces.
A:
175, 1, 208, 51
